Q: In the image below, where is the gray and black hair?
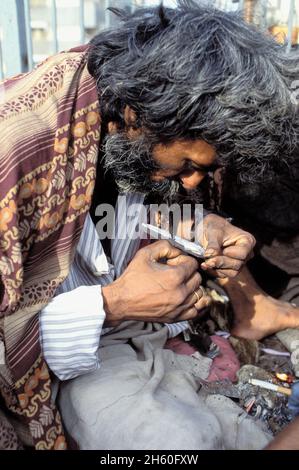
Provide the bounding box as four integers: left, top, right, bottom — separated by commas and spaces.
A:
88, 0, 299, 187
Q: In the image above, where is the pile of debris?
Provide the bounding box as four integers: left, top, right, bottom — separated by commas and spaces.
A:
183, 282, 299, 436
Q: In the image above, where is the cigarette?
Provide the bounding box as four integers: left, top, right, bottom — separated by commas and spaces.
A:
248, 378, 292, 396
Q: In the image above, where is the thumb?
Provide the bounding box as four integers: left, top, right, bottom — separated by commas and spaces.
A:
144, 240, 183, 262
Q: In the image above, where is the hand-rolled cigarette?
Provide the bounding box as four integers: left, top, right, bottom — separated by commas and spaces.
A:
248, 378, 292, 396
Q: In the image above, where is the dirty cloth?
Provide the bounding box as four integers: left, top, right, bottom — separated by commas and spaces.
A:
165, 335, 240, 382
208, 335, 240, 382
59, 321, 271, 450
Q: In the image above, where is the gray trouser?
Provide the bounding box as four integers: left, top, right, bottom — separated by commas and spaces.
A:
58, 321, 271, 450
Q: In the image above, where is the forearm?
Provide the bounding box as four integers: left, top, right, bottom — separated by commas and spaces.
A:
265, 417, 299, 450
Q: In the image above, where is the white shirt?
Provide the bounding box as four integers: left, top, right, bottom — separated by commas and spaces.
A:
40, 194, 188, 381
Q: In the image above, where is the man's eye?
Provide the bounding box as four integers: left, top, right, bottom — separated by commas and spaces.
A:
182, 167, 206, 175
208, 163, 221, 172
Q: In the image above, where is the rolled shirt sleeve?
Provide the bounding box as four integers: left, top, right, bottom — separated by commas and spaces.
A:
40, 285, 105, 381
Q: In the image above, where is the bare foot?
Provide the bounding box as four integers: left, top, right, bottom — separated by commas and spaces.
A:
218, 267, 299, 341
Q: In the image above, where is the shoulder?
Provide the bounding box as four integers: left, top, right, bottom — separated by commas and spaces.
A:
0, 48, 90, 122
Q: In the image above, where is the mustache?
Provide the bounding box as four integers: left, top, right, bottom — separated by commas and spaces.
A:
102, 132, 203, 203
102, 132, 180, 200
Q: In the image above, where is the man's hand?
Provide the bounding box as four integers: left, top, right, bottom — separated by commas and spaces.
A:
198, 214, 256, 278
102, 240, 210, 326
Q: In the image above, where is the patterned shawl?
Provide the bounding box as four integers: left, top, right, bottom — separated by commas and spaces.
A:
0, 45, 100, 449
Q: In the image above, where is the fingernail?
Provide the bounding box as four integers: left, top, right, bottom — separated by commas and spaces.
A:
201, 263, 207, 270
205, 249, 215, 258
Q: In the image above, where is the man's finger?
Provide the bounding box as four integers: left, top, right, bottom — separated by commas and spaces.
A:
222, 234, 256, 249
176, 307, 198, 322
165, 273, 202, 314
194, 294, 211, 311
182, 272, 202, 300
201, 267, 240, 279
222, 245, 252, 261
185, 289, 211, 310
201, 256, 243, 272
204, 227, 223, 258
181, 283, 211, 310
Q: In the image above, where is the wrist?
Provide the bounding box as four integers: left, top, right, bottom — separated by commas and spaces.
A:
102, 282, 125, 325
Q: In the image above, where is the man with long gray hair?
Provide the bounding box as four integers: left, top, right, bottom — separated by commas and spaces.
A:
58, 1, 299, 449
0, 0, 298, 450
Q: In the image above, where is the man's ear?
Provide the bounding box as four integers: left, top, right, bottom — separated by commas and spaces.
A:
124, 105, 137, 128
124, 105, 143, 139
108, 121, 118, 134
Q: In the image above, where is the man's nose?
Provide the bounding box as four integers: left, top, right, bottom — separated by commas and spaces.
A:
180, 171, 206, 190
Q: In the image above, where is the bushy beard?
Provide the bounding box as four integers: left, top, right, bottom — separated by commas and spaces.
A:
102, 132, 203, 204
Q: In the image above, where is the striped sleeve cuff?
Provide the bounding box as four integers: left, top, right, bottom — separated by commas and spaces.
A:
40, 285, 105, 381
166, 321, 189, 338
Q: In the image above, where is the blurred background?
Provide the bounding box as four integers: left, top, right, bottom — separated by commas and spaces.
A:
0, 0, 298, 79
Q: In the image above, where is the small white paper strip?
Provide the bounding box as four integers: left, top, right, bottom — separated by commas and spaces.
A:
215, 330, 231, 339
261, 348, 291, 357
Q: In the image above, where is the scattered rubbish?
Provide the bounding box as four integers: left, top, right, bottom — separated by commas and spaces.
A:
260, 348, 291, 357
185, 318, 220, 359
237, 382, 293, 434
248, 378, 292, 396
206, 341, 221, 360
171, 280, 299, 438
258, 336, 294, 376
237, 365, 274, 387
214, 330, 231, 339
244, 396, 256, 414
275, 372, 295, 384
276, 328, 299, 378
207, 335, 240, 382
198, 378, 240, 399
229, 337, 260, 365
208, 289, 230, 304
235, 366, 293, 434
